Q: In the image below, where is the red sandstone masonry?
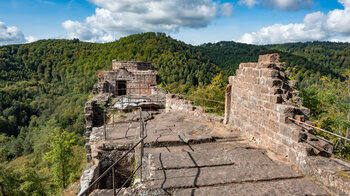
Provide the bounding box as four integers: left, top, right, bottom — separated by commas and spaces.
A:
225, 54, 350, 195
165, 94, 224, 123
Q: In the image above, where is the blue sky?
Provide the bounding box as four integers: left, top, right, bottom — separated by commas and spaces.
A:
0, 0, 349, 45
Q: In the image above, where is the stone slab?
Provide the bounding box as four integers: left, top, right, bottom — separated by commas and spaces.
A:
172, 178, 329, 196
147, 145, 272, 170
143, 163, 303, 189
86, 108, 331, 196
144, 141, 251, 154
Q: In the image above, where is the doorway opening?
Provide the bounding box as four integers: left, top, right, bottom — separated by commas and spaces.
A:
116, 81, 127, 96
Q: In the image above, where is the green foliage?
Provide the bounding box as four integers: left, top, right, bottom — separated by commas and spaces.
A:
0, 33, 221, 194
0, 164, 22, 196
18, 161, 47, 196
267, 41, 350, 75
300, 72, 350, 158
0, 33, 221, 162
44, 129, 76, 189
0, 134, 10, 162
200, 41, 349, 88
0, 160, 48, 196
198, 41, 269, 76
1, 33, 350, 194
189, 73, 227, 115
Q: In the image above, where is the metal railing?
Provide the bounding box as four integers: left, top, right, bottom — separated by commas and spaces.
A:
174, 94, 226, 114
103, 94, 164, 140
288, 117, 350, 142
79, 107, 147, 196
176, 94, 225, 104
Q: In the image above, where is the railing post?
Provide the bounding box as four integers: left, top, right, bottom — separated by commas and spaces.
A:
122, 97, 124, 110
104, 109, 106, 140
112, 166, 116, 196
112, 112, 114, 127
140, 108, 144, 182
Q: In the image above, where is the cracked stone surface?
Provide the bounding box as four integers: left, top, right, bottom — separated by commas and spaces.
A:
89, 111, 329, 196
171, 178, 328, 196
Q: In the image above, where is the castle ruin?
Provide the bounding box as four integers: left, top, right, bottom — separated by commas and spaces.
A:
93, 61, 158, 96
80, 56, 350, 196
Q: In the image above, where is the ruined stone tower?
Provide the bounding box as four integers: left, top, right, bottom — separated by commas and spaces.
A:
93, 61, 158, 95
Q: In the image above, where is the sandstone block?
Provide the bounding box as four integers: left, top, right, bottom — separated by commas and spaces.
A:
261, 69, 280, 78
287, 149, 297, 163
268, 110, 279, 120
258, 53, 280, 63
299, 107, 311, 116
279, 134, 293, 147
279, 124, 303, 142
265, 128, 275, 138
276, 142, 289, 157
270, 95, 283, 104
266, 79, 282, 88
258, 63, 280, 70
269, 88, 283, 95
263, 101, 274, 110
274, 104, 297, 115
240, 62, 258, 69
268, 119, 279, 131
295, 115, 305, 122
260, 86, 269, 94
293, 142, 311, 157
251, 69, 260, 77
228, 76, 235, 84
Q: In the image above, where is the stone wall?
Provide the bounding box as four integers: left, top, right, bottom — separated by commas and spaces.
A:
165, 94, 224, 123
126, 72, 157, 95
94, 61, 158, 96
112, 61, 156, 71
84, 93, 112, 161
225, 53, 350, 195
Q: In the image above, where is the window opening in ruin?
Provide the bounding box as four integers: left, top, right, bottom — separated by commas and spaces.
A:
116, 81, 127, 96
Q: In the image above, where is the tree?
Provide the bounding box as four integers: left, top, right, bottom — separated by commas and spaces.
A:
0, 134, 9, 162
342, 70, 350, 146
44, 129, 75, 189
303, 72, 350, 158
19, 161, 47, 196
0, 164, 22, 196
190, 73, 227, 115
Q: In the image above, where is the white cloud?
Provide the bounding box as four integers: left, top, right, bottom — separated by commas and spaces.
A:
0, 22, 26, 45
330, 36, 350, 43
237, 0, 350, 44
238, 0, 313, 10
324, 1, 350, 34
262, 0, 313, 11
25, 36, 38, 43
238, 0, 258, 8
0, 22, 36, 45
63, 0, 233, 42
339, 0, 350, 8
221, 3, 234, 17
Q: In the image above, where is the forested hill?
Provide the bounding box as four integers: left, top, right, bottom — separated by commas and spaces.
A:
0, 32, 349, 195
0, 33, 224, 185
199, 41, 350, 87
0, 33, 218, 137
